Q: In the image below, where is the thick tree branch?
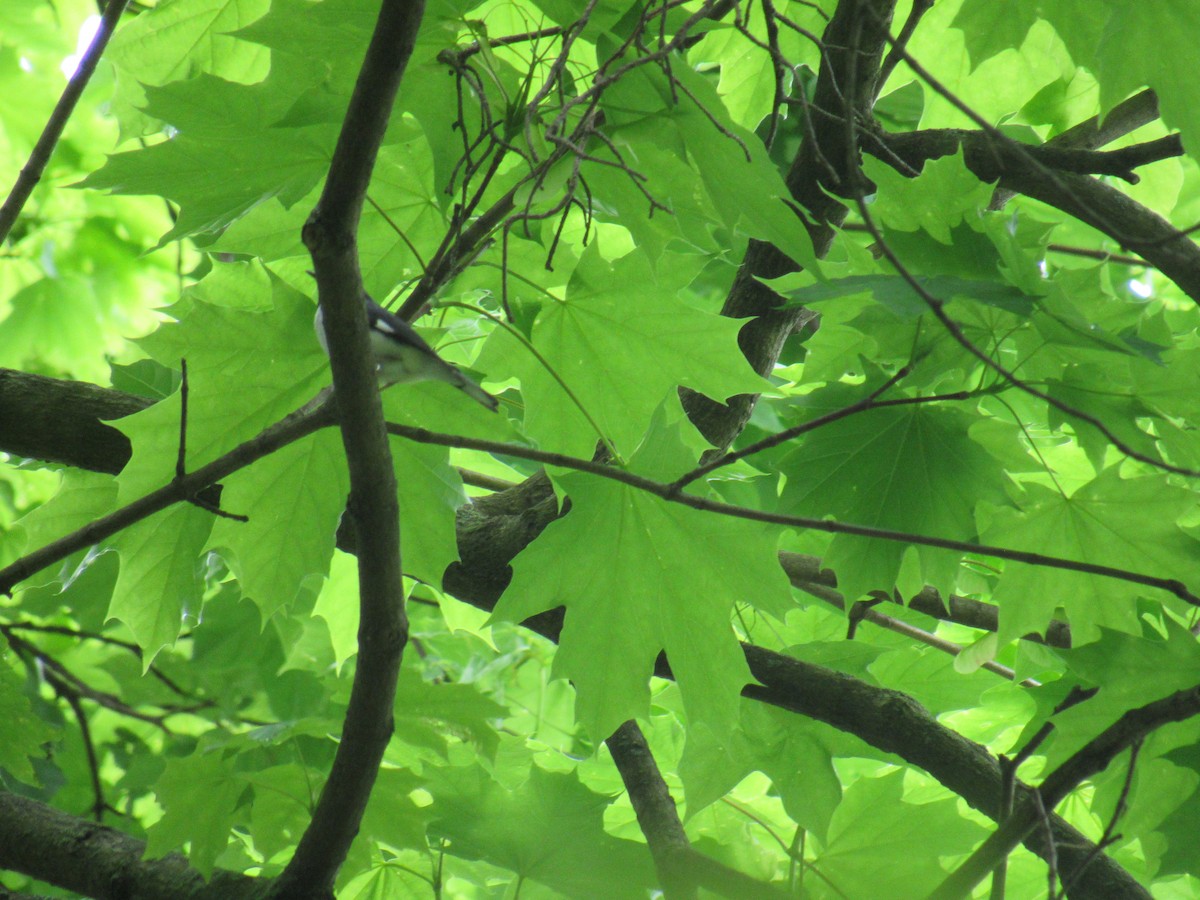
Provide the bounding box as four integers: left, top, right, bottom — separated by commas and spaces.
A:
272, 1, 425, 897
606, 721, 698, 899
865, 48, 1200, 302
0, 791, 264, 900
0, 369, 149, 474
682, 0, 898, 451
876, 128, 1183, 183
985, 89, 1163, 212
741, 650, 1150, 900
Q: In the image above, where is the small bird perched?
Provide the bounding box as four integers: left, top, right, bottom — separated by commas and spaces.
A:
314, 294, 498, 411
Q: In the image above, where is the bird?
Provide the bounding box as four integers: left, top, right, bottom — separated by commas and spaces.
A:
314, 293, 498, 411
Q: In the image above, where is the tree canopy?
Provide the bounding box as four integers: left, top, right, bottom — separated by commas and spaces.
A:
2, 0, 1200, 897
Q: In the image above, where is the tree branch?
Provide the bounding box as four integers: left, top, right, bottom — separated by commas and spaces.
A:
606, 721, 698, 899
875, 128, 1183, 183
930, 686, 1200, 900
606, 720, 801, 899
0, 791, 264, 900
0, 369, 149, 474
864, 55, 1200, 302
0, 0, 130, 243
272, 1, 425, 896
778, 552, 1073, 648
681, 0, 898, 451
0, 394, 334, 596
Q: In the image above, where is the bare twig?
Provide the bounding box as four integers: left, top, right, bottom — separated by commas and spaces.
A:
1055, 741, 1142, 899
445, 25, 566, 65
0, 0, 131, 243
1045, 243, 1150, 267
175, 359, 188, 481
802, 580, 1037, 685
0, 792, 261, 900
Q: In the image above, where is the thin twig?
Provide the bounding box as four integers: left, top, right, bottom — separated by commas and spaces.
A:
1055, 741, 1142, 899
385, 421, 1200, 606
175, 359, 188, 481
46, 672, 110, 822
875, 0, 932, 93
0, 0, 131, 243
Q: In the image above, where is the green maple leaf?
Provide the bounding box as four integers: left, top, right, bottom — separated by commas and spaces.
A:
951, 0, 1039, 67
1095, 0, 1200, 157
81, 75, 333, 245
215, 126, 444, 295
117, 280, 328, 503
817, 770, 986, 897
778, 400, 1009, 602
0, 646, 57, 784
425, 762, 655, 897
494, 414, 791, 738
670, 64, 818, 271
110, 504, 213, 662
864, 151, 996, 244
107, 0, 271, 89
207, 429, 347, 619
680, 704, 853, 842
146, 751, 244, 877
483, 246, 766, 458
14, 471, 118, 587
983, 470, 1200, 644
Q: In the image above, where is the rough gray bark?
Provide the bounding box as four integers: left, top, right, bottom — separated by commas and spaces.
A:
0, 792, 264, 900
0, 369, 149, 474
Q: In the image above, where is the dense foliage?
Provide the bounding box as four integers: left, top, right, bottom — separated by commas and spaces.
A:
2, 0, 1200, 897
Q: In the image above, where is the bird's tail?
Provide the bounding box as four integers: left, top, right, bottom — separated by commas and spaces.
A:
453, 372, 499, 411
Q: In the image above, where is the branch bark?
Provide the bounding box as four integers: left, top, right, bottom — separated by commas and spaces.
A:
606, 721, 698, 899
0, 369, 149, 474
270, 1, 425, 896
0, 791, 264, 900
867, 125, 1200, 303
682, 0, 897, 451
